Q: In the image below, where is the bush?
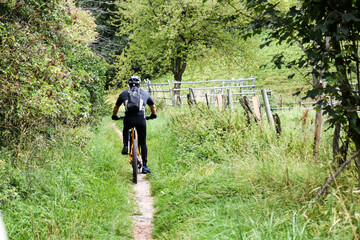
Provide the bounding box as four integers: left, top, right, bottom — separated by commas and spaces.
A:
0, 1, 108, 151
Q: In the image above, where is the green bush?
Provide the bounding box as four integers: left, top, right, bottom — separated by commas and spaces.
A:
0, 1, 108, 150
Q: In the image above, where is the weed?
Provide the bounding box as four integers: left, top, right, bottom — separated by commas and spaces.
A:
147, 106, 360, 239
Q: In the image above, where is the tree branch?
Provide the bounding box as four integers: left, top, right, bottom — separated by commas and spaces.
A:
315, 151, 359, 200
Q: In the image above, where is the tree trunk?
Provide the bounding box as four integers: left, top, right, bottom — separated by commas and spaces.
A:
312, 36, 329, 160
313, 104, 322, 160
332, 37, 360, 188
172, 55, 187, 104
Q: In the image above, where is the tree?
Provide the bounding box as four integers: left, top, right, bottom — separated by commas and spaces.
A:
114, 0, 247, 96
75, 0, 126, 88
245, 0, 360, 185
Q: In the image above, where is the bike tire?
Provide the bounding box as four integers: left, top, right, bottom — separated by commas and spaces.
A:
132, 139, 138, 184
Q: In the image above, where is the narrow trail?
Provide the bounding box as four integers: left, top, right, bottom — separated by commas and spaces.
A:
111, 123, 155, 240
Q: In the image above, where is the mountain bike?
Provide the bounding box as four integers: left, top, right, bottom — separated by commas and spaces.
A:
117, 116, 153, 184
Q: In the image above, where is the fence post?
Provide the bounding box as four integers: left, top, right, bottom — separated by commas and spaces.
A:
239, 96, 261, 124
261, 89, 275, 130
161, 84, 166, 105
146, 79, 152, 95
188, 88, 196, 105
240, 79, 244, 97
216, 94, 225, 112
168, 80, 174, 106
252, 96, 261, 122
205, 93, 209, 108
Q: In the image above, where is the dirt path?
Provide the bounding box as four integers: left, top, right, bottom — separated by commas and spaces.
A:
111, 123, 155, 240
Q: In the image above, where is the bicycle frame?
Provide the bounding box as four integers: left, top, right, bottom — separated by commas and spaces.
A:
114, 115, 153, 183
129, 127, 142, 167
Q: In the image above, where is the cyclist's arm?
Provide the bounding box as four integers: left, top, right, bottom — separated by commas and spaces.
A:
112, 104, 120, 117
149, 104, 156, 115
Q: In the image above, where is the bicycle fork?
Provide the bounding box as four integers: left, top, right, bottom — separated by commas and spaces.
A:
129, 128, 142, 167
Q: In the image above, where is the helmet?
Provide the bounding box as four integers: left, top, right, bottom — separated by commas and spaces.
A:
128, 75, 141, 86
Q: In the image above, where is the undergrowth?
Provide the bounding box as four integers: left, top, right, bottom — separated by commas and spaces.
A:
0, 119, 134, 239
147, 105, 360, 239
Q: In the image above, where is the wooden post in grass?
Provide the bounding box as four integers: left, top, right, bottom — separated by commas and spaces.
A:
239, 96, 261, 124
205, 93, 210, 108
273, 113, 282, 135
175, 94, 182, 105
187, 88, 196, 105
313, 105, 323, 159
261, 89, 275, 130
168, 80, 175, 106
252, 96, 261, 123
216, 94, 225, 111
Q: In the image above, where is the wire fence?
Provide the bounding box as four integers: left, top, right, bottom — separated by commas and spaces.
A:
143, 78, 359, 111
144, 77, 258, 108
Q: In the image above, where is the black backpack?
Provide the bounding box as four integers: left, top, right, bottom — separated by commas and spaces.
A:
125, 87, 144, 113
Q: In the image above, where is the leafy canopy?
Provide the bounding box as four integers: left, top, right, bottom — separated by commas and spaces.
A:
114, 0, 247, 83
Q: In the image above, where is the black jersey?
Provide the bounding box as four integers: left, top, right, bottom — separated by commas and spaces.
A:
116, 87, 155, 117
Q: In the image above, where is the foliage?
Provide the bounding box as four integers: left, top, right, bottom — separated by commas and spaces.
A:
0, 120, 134, 239
243, 0, 360, 182
76, 0, 127, 88
114, 0, 248, 87
0, 0, 108, 150
147, 106, 360, 239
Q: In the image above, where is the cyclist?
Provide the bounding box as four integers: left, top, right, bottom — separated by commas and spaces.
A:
112, 75, 156, 174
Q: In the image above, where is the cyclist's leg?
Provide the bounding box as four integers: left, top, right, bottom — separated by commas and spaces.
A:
135, 118, 148, 166
122, 117, 132, 154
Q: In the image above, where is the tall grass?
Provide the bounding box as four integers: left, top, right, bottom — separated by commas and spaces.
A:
0, 119, 134, 239
147, 105, 360, 239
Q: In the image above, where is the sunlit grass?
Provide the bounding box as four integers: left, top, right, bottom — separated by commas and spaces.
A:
1, 119, 134, 239
147, 106, 360, 239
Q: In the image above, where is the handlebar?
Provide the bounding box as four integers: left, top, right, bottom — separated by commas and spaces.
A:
112, 115, 155, 121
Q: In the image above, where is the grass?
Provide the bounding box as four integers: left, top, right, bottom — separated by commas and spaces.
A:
1, 31, 355, 238
0, 119, 135, 239
146, 105, 360, 239
1, 96, 359, 239
152, 33, 311, 106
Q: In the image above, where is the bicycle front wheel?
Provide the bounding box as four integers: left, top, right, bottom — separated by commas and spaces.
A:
132, 139, 138, 184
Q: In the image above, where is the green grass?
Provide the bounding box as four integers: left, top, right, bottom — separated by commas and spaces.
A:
152, 33, 311, 106
0, 119, 134, 239
147, 105, 360, 239
2, 100, 359, 239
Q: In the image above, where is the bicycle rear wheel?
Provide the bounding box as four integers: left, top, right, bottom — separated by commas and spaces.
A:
132, 139, 138, 184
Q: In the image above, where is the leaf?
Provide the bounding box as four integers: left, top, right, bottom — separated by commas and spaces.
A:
314, 24, 327, 33
260, 40, 272, 49
306, 88, 322, 99
342, 13, 359, 23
